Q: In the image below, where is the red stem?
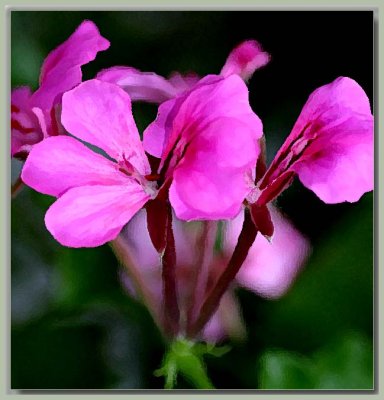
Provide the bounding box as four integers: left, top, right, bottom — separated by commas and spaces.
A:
185, 221, 216, 333
161, 204, 180, 338
187, 208, 258, 338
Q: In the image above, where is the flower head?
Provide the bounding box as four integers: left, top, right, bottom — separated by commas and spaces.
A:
249, 77, 373, 236
22, 80, 153, 248
11, 20, 109, 158
143, 74, 264, 220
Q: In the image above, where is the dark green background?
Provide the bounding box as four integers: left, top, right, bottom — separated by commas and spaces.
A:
11, 11, 374, 389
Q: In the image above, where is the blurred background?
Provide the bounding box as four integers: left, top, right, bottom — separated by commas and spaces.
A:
11, 11, 374, 389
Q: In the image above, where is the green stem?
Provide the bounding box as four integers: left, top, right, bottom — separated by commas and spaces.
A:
155, 338, 223, 389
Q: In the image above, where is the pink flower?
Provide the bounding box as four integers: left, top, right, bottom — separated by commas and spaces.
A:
11, 87, 44, 158
11, 20, 109, 158
143, 74, 264, 220
249, 77, 373, 234
97, 39, 269, 103
21, 80, 154, 248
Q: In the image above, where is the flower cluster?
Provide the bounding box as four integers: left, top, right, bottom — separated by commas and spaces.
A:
12, 20, 373, 343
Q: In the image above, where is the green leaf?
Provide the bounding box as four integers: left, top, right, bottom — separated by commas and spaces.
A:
313, 331, 373, 389
258, 331, 373, 389
259, 350, 315, 389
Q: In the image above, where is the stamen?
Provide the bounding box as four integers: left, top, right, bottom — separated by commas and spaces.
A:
145, 173, 161, 181
118, 167, 131, 177
121, 153, 136, 174
259, 121, 312, 189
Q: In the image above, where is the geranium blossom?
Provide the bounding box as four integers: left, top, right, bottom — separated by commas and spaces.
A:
143, 74, 263, 220
21, 80, 154, 248
97, 39, 269, 103
248, 77, 373, 235
11, 20, 109, 158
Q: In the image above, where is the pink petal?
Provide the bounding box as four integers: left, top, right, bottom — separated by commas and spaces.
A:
261, 77, 373, 204
61, 79, 150, 175
167, 71, 200, 93
143, 75, 223, 162
21, 136, 128, 197
291, 78, 373, 203
226, 207, 311, 299
292, 115, 373, 203
31, 20, 110, 111
202, 291, 246, 343
45, 184, 149, 248
142, 98, 177, 158
220, 40, 270, 81
169, 118, 259, 220
97, 66, 181, 103
202, 312, 226, 343
150, 75, 262, 220
297, 76, 372, 123
123, 210, 163, 271
11, 87, 43, 156
31, 107, 49, 138
168, 75, 262, 161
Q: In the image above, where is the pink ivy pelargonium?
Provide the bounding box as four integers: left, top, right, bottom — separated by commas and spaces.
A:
97, 39, 270, 104
21, 79, 154, 247
21, 74, 263, 247
247, 76, 374, 237
143, 74, 263, 220
11, 20, 109, 159
17, 26, 373, 349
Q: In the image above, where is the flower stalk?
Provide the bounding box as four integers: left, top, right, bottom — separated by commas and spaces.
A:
186, 221, 216, 334
188, 208, 258, 338
161, 204, 180, 338
154, 338, 230, 389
